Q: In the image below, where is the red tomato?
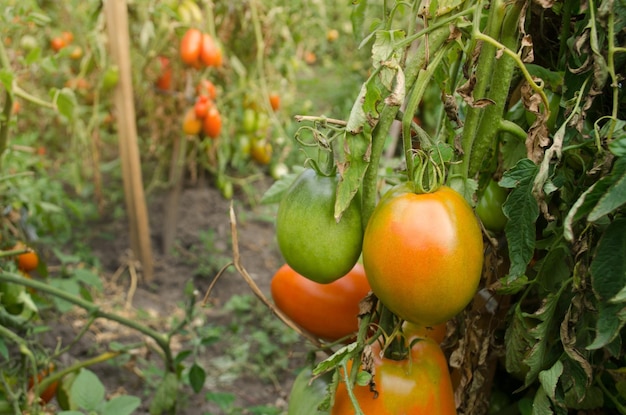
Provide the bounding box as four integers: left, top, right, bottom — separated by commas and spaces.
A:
155, 56, 172, 91
202, 106, 222, 138
182, 107, 202, 135
271, 263, 371, 341
194, 96, 211, 119
200, 33, 220, 67
180, 28, 203, 67
362, 184, 483, 326
331, 337, 456, 414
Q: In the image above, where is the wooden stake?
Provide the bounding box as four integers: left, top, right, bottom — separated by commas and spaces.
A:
104, 0, 154, 281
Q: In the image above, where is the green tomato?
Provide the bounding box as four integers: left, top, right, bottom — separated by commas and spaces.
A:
242, 108, 257, 133
287, 367, 331, 415
276, 168, 363, 284
476, 179, 508, 233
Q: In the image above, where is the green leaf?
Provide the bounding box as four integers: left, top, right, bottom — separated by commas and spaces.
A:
101, 395, 141, 415
313, 342, 359, 376
371, 30, 405, 90
532, 386, 554, 415
72, 268, 103, 291
48, 278, 81, 313
504, 307, 533, 379
608, 120, 626, 156
70, 369, 106, 411
523, 289, 563, 386
188, 363, 206, 394
149, 372, 178, 415
588, 218, 626, 350
50, 87, 76, 120
350, 0, 368, 43
502, 159, 540, 279
0, 70, 13, 94
205, 392, 235, 411
538, 360, 563, 400
335, 130, 371, 221
287, 367, 332, 415
588, 159, 626, 221
346, 79, 381, 134
0, 338, 7, 360
497, 275, 530, 295
260, 170, 301, 205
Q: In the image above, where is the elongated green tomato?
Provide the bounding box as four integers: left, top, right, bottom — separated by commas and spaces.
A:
276, 169, 363, 283
331, 337, 457, 415
271, 263, 371, 341
288, 367, 332, 415
475, 179, 508, 233
362, 184, 483, 326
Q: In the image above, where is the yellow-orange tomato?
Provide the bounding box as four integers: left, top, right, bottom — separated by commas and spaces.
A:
331, 337, 457, 415
362, 184, 483, 326
13, 242, 39, 272
251, 138, 272, 165
69, 46, 83, 60
271, 263, 371, 341
61, 31, 74, 44
182, 107, 202, 135
202, 106, 222, 138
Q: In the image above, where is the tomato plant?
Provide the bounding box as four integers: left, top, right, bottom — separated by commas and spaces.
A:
362, 184, 483, 326
271, 263, 370, 341
331, 337, 456, 415
276, 168, 363, 283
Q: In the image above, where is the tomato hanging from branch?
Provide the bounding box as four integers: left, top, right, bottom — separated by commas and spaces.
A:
362, 183, 483, 326
275, 168, 363, 284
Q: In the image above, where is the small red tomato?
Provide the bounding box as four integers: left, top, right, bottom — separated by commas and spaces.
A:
202, 106, 222, 138
28, 364, 59, 404
196, 79, 217, 100
50, 37, 66, 52
200, 33, 219, 67
194, 96, 211, 118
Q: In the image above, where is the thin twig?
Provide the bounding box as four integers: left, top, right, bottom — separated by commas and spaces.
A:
294, 115, 348, 126
202, 261, 234, 305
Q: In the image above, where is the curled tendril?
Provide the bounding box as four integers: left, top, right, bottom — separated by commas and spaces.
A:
411, 149, 446, 193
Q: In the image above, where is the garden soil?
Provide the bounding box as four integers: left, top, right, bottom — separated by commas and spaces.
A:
44, 178, 311, 414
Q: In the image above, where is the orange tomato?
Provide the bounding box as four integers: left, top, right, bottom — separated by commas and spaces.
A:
331, 337, 456, 415
362, 184, 483, 326
69, 46, 83, 60
199, 33, 220, 67
269, 93, 280, 111
182, 107, 202, 135
403, 321, 448, 344
50, 37, 66, 52
180, 28, 203, 67
61, 31, 74, 44
194, 95, 211, 118
202, 106, 222, 138
28, 363, 58, 404
196, 79, 217, 100
271, 263, 371, 341
13, 242, 39, 272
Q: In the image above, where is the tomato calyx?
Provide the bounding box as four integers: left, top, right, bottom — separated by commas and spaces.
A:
408, 148, 447, 194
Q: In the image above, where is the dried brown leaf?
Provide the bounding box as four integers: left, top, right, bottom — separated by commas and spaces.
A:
521, 34, 534, 63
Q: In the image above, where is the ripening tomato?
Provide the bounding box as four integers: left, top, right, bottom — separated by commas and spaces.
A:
331, 337, 457, 415
362, 183, 483, 326
200, 33, 220, 67
194, 95, 211, 118
269, 93, 280, 111
180, 28, 203, 67
28, 363, 59, 404
61, 31, 74, 45
475, 178, 508, 233
403, 321, 448, 345
182, 107, 202, 135
196, 79, 217, 100
155, 56, 172, 91
13, 242, 39, 272
276, 169, 363, 283
250, 138, 272, 165
271, 263, 371, 341
50, 37, 66, 52
202, 106, 222, 138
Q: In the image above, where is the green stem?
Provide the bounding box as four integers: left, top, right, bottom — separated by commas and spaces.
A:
469, 0, 524, 176
499, 119, 528, 141
341, 361, 365, 415
605, 7, 620, 142
0, 272, 174, 371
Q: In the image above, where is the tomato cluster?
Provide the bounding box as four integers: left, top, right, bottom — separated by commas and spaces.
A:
237, 98, 280, 166
179, 28, 223, 69
181, 79, 222, 139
